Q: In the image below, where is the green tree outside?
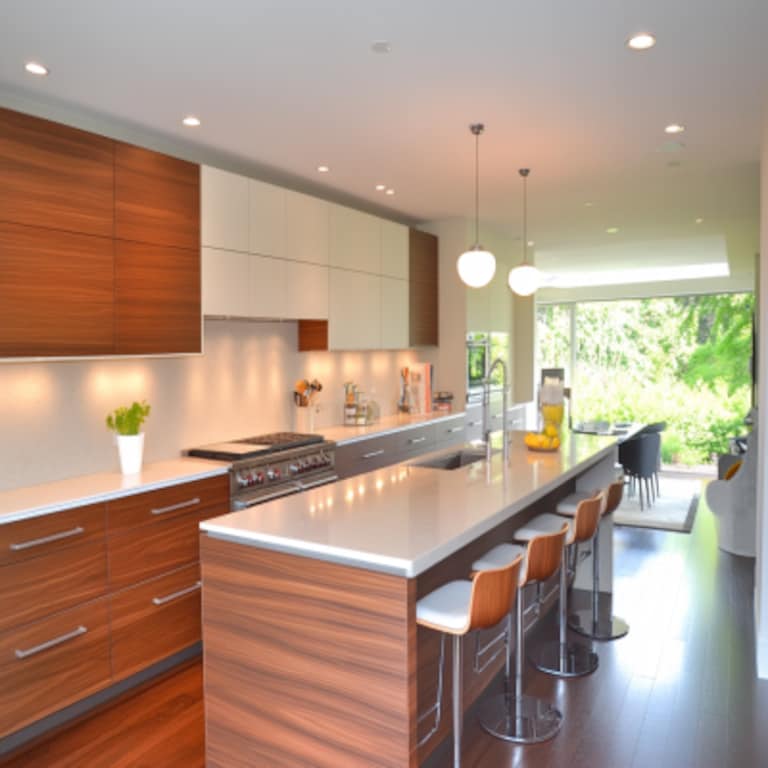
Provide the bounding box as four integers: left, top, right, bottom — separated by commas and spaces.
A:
536, 293, 754, 465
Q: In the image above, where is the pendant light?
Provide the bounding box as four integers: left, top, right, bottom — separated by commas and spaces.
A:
457, 123, 496, 288
508, 168, 542, 296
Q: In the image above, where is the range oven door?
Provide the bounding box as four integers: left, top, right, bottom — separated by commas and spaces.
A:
232, 473, 339, 511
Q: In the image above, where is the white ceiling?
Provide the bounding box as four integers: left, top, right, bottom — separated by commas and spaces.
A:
1, 0, 765, 282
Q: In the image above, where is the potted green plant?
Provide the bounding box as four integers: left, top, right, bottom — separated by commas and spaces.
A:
106, 400, 151, 474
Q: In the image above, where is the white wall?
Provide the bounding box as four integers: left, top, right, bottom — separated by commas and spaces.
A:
756, 119, 768, 679
0, 320, 418, 492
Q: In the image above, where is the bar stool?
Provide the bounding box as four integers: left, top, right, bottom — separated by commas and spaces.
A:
471, 524, 569, 744
513, 492, 605, 677
416, 555, 524, 767
562, 479, 629, 640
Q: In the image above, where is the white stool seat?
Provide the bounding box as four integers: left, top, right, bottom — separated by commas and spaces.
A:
514, 513, 574, 543
555, 491, 592, 517
416, 580, 472, 633
472, 543, 526, 573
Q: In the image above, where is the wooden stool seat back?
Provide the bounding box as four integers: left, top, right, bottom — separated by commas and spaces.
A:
604, 479, 624, 515
521, 524, 568, 586
573, 492, 605, 543
468, 555, 524, 632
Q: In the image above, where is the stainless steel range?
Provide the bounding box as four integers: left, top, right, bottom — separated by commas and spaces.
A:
188, 432, 336, 510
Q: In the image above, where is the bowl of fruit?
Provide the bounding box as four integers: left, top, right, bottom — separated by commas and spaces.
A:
524, 423, 561, 452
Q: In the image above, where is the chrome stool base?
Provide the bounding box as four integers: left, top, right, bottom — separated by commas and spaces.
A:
568, 609, 629, 641
478, 692, 563, 744
530, 639, 598, 677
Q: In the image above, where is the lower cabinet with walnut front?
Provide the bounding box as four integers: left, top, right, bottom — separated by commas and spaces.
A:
0, 473, 228, 740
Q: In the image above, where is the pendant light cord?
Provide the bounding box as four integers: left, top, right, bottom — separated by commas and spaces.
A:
474, 129, 480, 246
519, 168, 530, 266
522, 173, 527, 265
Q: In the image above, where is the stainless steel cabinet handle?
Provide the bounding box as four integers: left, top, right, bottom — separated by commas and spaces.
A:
151, 497, 200, 516
152, 581, 202, 606
493, 413, 503, 420
467, 420, 481, 427
447, 426, 464, 433
15, 626, 87, 659
409, 437, 427, 445
362, 449, 385, 459
10, 526, 85, 551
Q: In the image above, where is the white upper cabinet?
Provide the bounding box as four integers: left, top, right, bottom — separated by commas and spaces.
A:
202, 247, 251, 317
285, 260, 329, 319
250, 254, 289, 318
328, 268, 381, 349
201, 166, 249, 252
380, 221, 409, 279
380, 277, 409, 349
249, 179, 285, 258
285, 190, 329, 265
329, 205, 380, 273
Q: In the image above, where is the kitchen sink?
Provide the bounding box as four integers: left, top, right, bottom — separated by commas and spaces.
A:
413, 448, 487, 470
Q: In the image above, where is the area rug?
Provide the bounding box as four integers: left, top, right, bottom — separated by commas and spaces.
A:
613, 474, 704, 533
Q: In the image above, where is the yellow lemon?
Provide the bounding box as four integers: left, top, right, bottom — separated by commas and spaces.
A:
544, 423, 559, 438
552, 436, 560, 449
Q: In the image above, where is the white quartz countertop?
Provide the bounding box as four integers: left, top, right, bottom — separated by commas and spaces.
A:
0, 458, 229, 525
201, 430, 618, 577
322, 410, 465, 445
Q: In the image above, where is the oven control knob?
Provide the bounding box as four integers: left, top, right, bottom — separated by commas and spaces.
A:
266, 469, 275, 481
237, 472, 249, 487
289, 464, 299, 475
255, 472, 265, 485
273, 468, 282, 479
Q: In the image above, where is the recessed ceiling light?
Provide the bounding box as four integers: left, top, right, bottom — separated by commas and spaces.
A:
606, 227, 619, 234
371, 41, 391, 54
25, 61, 49, 76
627, 33, 656, 50
665, 123, 685, 134
385, 188, 395, 196
527, 240, 535, 247
182, 115, 201, 127
317, 165, 330, 173
695, 217, 704, 224
375, 184, 387, 191
584, 202, 594, 208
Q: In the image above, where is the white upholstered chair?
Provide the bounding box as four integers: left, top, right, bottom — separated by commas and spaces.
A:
705, 424, 757, 557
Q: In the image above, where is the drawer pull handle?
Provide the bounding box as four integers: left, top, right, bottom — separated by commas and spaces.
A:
152, 581, 202, 606
362, 449, 385, 459
467, 420, 481, 427
15, 626, 87, 659
409, 436, 427, 445
10, 526, 85, 551
447, 426, 464, 433
151, 497, 201, 516
493, 413, 503, 420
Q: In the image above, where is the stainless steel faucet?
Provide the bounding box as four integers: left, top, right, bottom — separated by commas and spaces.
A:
482, 357, 509, 463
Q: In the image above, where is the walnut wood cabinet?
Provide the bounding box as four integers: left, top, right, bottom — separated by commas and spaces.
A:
0, 106, 201, 358
0, 473, 228, 738
409, 229, 438, 347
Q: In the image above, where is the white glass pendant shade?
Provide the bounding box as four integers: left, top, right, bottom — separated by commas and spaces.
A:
457, 246, 496, 288
508, 263, 541, 296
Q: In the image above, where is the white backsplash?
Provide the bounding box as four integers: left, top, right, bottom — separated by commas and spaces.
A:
0, 320, 421, 492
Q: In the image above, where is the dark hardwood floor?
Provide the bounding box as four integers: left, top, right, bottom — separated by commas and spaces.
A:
3, 494, 767, 767
1, 663, 204, 768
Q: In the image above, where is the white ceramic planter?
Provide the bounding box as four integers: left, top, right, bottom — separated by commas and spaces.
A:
116, 433, 145, 475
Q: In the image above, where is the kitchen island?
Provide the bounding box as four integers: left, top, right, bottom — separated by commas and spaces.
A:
199, 430, 619, 768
